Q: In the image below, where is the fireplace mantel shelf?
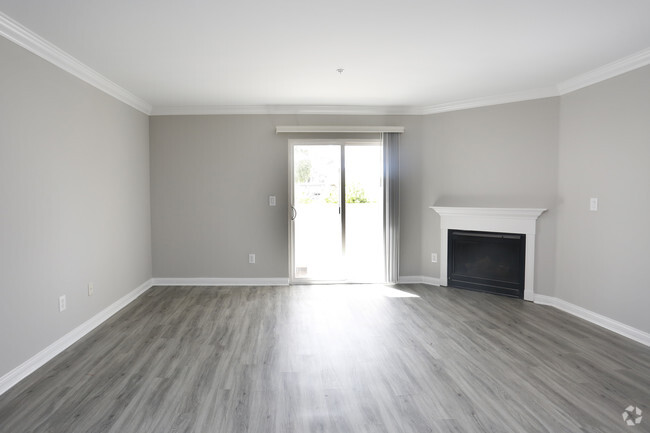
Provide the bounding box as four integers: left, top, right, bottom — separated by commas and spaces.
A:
430, 206, 546, 219
430, 206, 547, 302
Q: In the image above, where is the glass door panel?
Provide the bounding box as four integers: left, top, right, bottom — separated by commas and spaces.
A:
344, 145, 384, 282
292, 145, 343, 281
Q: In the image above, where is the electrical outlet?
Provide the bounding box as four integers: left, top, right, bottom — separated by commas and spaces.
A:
431, 253, 438, 263
590, 197, 598, 211
59, 295, 66, 312
249, 254, 256, 264
88, 282, 94, 296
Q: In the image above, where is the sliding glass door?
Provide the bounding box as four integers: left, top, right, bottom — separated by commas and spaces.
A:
289, 140, 384, 283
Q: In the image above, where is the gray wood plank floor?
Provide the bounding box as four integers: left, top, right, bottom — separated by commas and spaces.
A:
0, 284, 648, 433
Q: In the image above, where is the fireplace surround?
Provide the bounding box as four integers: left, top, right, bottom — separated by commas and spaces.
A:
431, 207, 546, 301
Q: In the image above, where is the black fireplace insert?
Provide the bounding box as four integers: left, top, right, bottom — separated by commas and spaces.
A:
448, 230, 525, 298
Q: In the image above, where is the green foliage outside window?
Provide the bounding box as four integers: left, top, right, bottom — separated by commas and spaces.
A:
296, 159, 311, 183
324, 183, 374, 204
345, 183, 369, 203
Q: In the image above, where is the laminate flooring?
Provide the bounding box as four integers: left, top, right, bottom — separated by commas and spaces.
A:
0, 284, 648, 433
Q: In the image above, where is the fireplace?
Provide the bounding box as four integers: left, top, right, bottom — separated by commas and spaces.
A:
448, 230, 525, 298
431, 207, 546, 301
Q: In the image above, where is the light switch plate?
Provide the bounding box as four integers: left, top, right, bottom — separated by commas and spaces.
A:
590, 197, 598, 211
269, 196, 276, 206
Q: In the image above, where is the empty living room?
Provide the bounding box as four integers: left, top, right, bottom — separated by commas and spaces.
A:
1, 1, 649, 432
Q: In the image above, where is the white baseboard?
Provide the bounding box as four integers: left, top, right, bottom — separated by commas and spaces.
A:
398, 275, 441, 286
0, 278, 154, 397
152, 277, 290, 287
534, 295, 650, 347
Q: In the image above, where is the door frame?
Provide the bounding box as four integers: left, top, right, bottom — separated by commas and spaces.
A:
288, 138, 382, 284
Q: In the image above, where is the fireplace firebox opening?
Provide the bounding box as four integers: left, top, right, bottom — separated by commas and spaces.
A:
447, 229, 525, 298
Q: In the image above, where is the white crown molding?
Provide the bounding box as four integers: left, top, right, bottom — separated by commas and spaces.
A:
276, 125, 404, 134
557, 47, 650, 95
152, 277, 290, 286
151, 104, 421, 116
0, 12, 152, 115
534, 295, 650, 347
0, 278, 154, 396
151, 88, 559, 117
417, 86, 560, 115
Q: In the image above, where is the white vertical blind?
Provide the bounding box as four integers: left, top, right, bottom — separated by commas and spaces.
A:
383, 133, 400, 283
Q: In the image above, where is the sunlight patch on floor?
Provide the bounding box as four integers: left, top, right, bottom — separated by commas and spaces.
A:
307, 284, 420, 299
379, 286, 420, 298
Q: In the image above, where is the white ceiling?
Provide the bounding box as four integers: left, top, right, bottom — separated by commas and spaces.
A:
1, 0, 650, 114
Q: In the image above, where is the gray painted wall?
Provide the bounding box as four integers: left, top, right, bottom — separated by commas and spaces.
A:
419, 99, 560, 295
556, 65, 650, 333
149, 115, 424, 278
0, 37, 152, 377
149, 100, 560, 296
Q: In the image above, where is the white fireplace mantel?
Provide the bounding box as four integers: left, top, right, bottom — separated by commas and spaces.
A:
430, 206, 546, 301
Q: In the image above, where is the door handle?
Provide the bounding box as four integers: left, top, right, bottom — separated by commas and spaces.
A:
290, 206, 297, 221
